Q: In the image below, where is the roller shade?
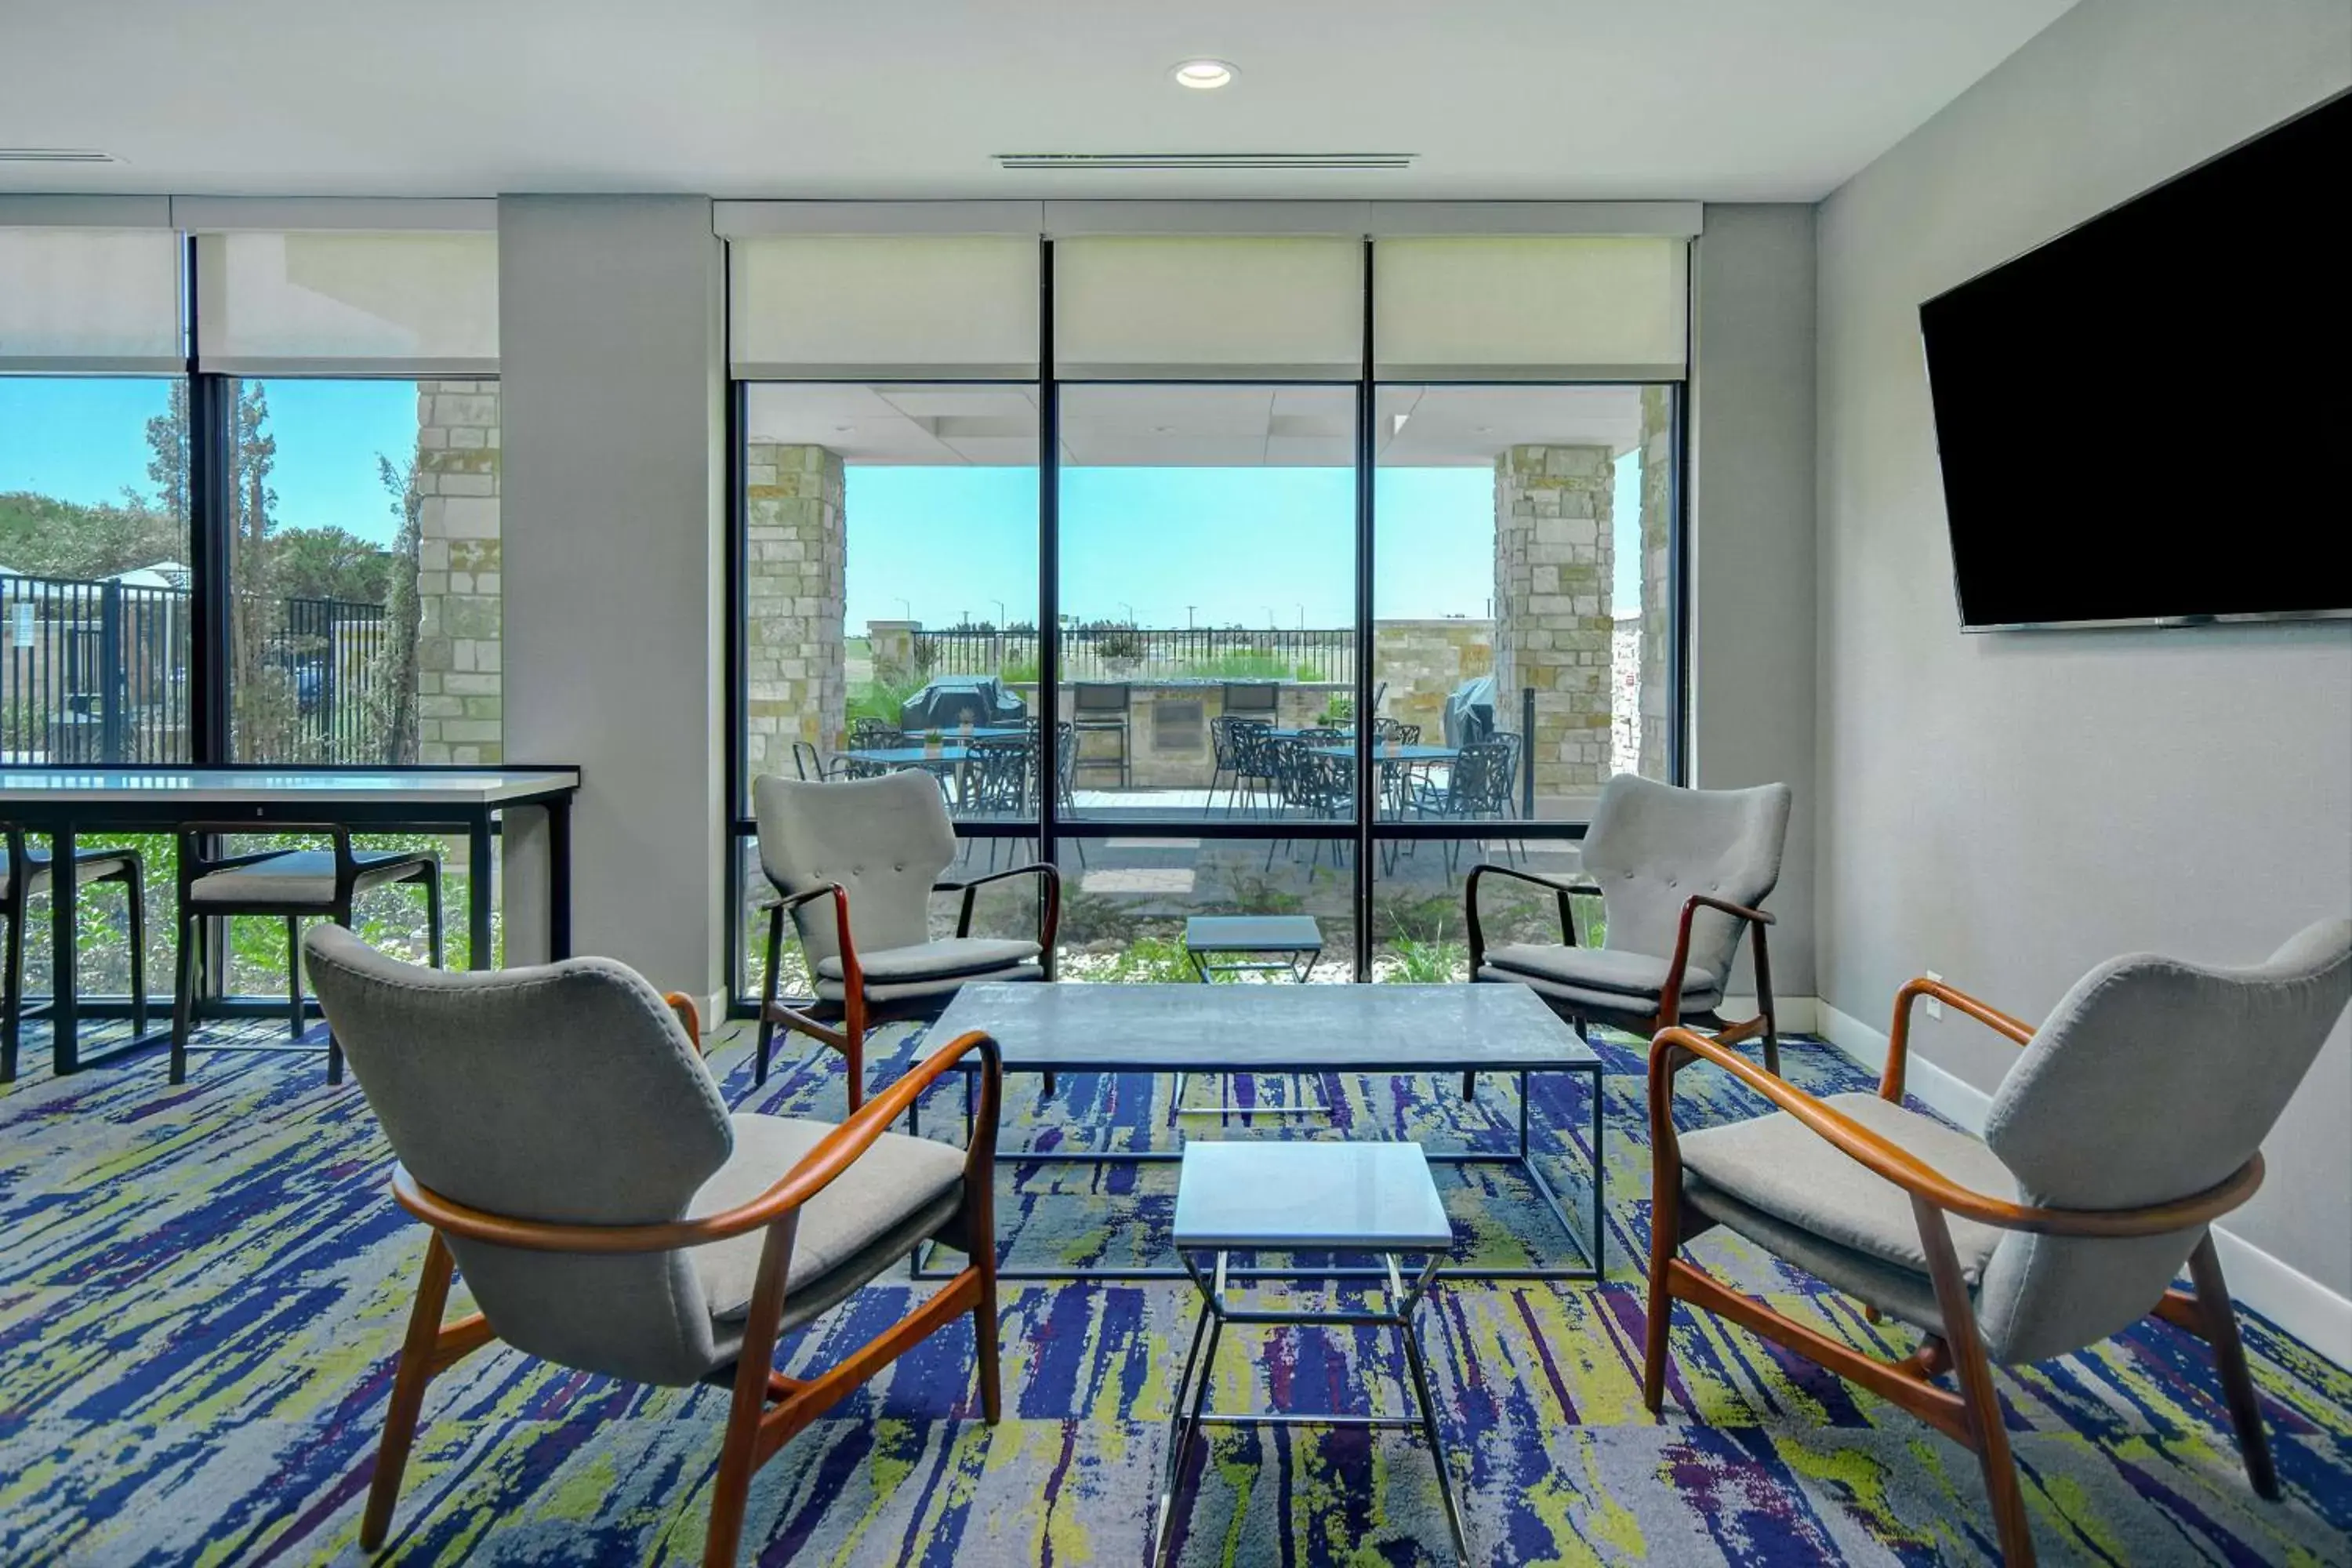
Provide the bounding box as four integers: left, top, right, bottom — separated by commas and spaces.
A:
0, 227, 183, 372
1374, 236, 1688, 380
1054, 235, 1363, 380
194, 230, 499, 376
728, 234, 1039, 379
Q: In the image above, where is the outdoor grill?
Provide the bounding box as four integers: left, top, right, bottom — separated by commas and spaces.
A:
899, 674, 1027, 731
1442, 673, 1497, 747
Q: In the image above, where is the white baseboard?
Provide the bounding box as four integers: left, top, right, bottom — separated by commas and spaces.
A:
1721, 994, 1818, 1033
1813, 1001, 2350, 1369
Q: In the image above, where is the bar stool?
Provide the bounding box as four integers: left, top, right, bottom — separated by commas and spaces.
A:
172, 823, 442, 1085
1069, 682, 1131, 789
3, 824, 147, 1083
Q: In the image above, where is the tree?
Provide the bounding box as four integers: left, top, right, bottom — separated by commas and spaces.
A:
367, 454, 423, 764
143, 379, 189, 525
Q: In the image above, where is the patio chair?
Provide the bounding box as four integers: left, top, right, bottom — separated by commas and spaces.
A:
848, 717, 903, 750
752, 770, 1058, 1106
1644, 920, 2352, 1568
1205, 715, 1272, 818
1467, 774, 1790, 1091
1069, 682, 1131, 788
960, 733, 1035, 873
1265, 735, 1351, 871
791, 740, 856, 782
170, 822, 442, 1085
1403, 736, 1517, 876
3, 826, 147, 1084
302, 925, 1004, 1568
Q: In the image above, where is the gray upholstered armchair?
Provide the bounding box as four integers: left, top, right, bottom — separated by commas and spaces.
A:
1468, 774, 1792, 1080
752, 770, 1058, 1108
1644, 920, 2352, 1568
303, 927, 1003, 1568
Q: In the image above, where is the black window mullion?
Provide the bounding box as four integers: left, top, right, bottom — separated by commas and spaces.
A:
1036, 238, 1062, 879
1352, 238, 1376, 982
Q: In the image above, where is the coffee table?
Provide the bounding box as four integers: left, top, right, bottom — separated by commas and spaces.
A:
911, 981, 1606, 1282
1155, 1141, 1467, 1566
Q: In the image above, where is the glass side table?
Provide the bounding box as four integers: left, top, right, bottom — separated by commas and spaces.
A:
1154, 1140, 1468, 1566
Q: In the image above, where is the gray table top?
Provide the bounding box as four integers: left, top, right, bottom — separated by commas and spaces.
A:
1182, 914, 1323, 952
1310, 744, 1457, 763
922, 982, 1598, 1072
0, 766, 581, 806
1174, 1142, 1454, 1251
843, 746, 977, 767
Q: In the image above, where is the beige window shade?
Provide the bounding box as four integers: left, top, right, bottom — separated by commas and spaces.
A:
728, 234, 1040, 379
194, 231, 499, 375
1054, 236, 1363, 379
1374, 236, 1688, 380
0, 229, 183, 371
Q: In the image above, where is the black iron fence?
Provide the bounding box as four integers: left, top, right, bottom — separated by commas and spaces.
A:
910, 625, 1355, 685
1, 574, 390, 764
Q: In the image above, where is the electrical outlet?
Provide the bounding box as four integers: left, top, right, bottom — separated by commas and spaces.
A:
1924, 971, 1944, 1020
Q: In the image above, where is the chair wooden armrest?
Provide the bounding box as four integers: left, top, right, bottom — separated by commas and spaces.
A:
1648, 1025, 2261, 1238
1659, 892, 1777, 1025
1881, 976, 2034, 1102
1465, 862, 1602, 971
662, 993, 704, 1055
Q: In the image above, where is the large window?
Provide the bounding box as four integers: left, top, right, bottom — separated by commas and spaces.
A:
724, 212, 1692, 1005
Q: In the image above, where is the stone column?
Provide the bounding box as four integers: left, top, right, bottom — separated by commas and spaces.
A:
1493, 444, 1614, 811
413, 379, 502, 765
1637, 386, 1672, 781
742, 443, 845, 783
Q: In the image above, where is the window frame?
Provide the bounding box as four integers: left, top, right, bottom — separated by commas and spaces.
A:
724, 235, 1690, 1009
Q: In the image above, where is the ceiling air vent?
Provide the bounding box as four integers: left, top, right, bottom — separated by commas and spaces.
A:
996, 151, 1414, 172
0, 148, 116, 164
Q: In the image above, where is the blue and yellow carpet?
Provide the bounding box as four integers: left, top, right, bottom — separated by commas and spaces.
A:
2, 1016, 2347, 1565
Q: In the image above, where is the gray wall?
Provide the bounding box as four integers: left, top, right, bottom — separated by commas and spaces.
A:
499, 196, 728, 999
1692, 205, 1818, 996
1815, 0, 2352, 1292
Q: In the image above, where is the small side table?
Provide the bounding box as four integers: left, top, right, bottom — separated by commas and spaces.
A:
1156, 1141, 1468, 1566
1174, 914, 1326, 1120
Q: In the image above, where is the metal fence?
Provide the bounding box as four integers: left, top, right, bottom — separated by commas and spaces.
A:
1, 574, 391, 765
912, 626, 1356, 685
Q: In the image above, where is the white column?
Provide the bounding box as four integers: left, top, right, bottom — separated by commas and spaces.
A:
497, 196, 726, 1000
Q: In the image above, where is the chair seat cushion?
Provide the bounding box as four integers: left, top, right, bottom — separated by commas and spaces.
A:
189, 848, 431, 906
1475, 965, 1722, 1020
815, 937, 1041, 985
1483, 944, 1722, 1000
816, 961, 1044, 1006
688, 1113, 966, 1328
1677, 1092, 2016, 1285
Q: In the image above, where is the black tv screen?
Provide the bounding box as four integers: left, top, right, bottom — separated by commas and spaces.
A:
1920, 90, 2350, 630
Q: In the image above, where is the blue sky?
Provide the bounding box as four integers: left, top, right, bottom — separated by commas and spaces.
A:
2, 377, 1644, 622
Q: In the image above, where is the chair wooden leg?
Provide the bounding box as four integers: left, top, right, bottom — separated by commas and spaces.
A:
754, 906, 782, 1087
2186, 1234, 2280, 1500
1643, 1053, 1686, 1414
422, 863, 445, 970
1916, 1198, 2035, 1566
704, 1217, 800, 1568
324, 912, 348, 1086
364, 1234, 459, 1552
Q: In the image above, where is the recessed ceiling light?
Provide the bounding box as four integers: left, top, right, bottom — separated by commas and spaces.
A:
1170, 59, 1237, 91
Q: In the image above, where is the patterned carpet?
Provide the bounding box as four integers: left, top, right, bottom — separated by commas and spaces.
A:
2, 1012, 2348, 1566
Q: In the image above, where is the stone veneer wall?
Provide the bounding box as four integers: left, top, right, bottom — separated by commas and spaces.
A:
1637, 386, 1673, 780
413, 379, 502, 765
743, 443, 846, 783
1492, 444, 1614, 809
1374, 619, 1494, 739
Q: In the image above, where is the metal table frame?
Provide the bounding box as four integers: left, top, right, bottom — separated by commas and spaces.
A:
0, 765, 579, 1076
909, 1054, 1605, 1285
1155, 1246, 1466, 1567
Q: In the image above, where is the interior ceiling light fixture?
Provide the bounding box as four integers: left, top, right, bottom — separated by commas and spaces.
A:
1171, 59, 1237, 90
0, 147, 115, 163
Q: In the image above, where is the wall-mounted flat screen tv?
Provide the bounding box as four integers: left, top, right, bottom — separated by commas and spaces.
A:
1920, 90, 2350, 630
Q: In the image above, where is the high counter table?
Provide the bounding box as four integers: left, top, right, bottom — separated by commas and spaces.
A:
0, 765, 580, 1074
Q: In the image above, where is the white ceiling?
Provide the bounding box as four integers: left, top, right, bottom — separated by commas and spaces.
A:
0, 1, 2074, 201
744, 383, 1644, 466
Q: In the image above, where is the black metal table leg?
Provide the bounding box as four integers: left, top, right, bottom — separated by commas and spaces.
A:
48, 821, 78, 1073
546, 795, 572, 959
467, 810, 494, 970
